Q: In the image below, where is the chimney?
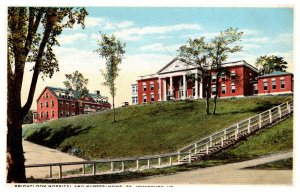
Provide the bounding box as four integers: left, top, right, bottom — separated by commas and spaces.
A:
95, 90, 100, 96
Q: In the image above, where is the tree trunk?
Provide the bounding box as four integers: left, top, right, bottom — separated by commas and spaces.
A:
205, 76, 211, 115
112, 96, 116, 122
213, 72, 219, 115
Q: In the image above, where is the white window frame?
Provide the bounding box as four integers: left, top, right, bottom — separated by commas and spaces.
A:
280, 78, 285, 89
231, 84, 236, 93
263, 80, 268, 90
221, 85, 226, 94
272, 78, 276, 90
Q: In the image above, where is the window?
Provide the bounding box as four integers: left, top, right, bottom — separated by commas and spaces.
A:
254, 84, 258, 94
143, 95, 147, 103
85, 104, 89, 109
132, 85, 137, 94
212, 74, 217, 83
264, 81, 268, 90
51, 101, 54, 107
40, 102, 43, 108
52, 111, 54, 117
45, 111, 48, 118
45, 102, 48, 108
143, 83, 147, 91
221, 85, 226, 94
211, 86, 216, 95
193, 88, 195, 96
91, 105, 95, 109
65, 111, 69, 117
272, 79, 276, 89
45, 93, 49, 98
221, 73, 226, 81
79, 102, 82, 109
65, 102, 69, 108
230, 71, 236, 80
71, 102, 75, 108
59, 101, 63, 107
132, 96, 138, 104
40, 112, 43, 118
59, 110, 63, 117
150, 82, 154, 90
280, 78, 285, 89
151, 93, 155, 102
231, 84, 236, 93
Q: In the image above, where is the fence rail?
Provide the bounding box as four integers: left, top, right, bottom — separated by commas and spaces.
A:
25, 99, 293, 179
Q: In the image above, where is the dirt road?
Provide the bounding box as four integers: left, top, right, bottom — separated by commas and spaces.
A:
122, 151, 293, 185
23, 140, 85, 179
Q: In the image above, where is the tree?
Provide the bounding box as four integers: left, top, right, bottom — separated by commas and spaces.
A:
208, 28, 243, 115
178, 37, 211, 114
22, 110, 33, 124
63, 70, 89, 99
7, 7, 87, 182
255, 55, 288, 75
94, 33, 126, 122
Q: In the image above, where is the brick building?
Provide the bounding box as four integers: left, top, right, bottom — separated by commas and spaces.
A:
131, 58, 293, 105
33, 86, 111, 122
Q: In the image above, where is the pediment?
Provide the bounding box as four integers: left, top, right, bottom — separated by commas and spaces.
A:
157, 58, 195, 74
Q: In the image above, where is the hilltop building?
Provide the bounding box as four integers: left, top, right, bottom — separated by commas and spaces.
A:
33, 87, 111, 123
131, 58, 293, 105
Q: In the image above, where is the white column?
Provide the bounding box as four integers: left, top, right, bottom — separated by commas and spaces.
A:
170, 76, 173, 97
158, 78, 161, 101
183, 74, 186, 99
194, 73, 199, 99
163, 78, 167, 101
199, 77, 203, 99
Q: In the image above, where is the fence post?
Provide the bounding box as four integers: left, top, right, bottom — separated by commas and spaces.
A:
287, 102, 291, 114
259, 114, 262, 128
82, 164, 85, 174
188, 153, 192, 163
111, 162, 114, 172
221, 136, 224, 147
177, 151, 181, 162
59, 164, 62, 179
158, 157, 161, 166
136, 159, 139, 170
206, 144, 209, 155
278, 105, 282, 118
147, 159, 150, 169
269, 109, 272, 123
194, 144, 198, 154
248, 119, 251, 134
235, 125, 238, 140
169, 157, 172, 166
49, 166, 52, 178
92, 163, 96, 175
122, 162, 125, 172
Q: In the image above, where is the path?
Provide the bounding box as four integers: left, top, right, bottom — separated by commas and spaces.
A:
121, 151, 293, 185
23, 140, 85, 179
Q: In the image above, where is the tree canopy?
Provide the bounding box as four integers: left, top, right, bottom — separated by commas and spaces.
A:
63, 70, 89, 99
255, 55, 288, 75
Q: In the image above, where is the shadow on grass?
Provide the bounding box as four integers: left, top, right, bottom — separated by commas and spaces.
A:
25, 125, 93, 149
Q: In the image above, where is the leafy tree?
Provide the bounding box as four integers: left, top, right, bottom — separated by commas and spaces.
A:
63, 70, 89, 99
178, 37, 211, 114
255, 55, 288, 75
7, 7, 87, 182
22, 110, 33, 124
208, 28, 243, 115
94, 33, 126, 122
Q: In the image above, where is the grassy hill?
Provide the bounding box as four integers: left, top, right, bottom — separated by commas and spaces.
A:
23, 95, 292, 160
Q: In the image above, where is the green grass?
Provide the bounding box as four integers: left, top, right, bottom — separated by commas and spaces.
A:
211, 116, 293, 160
244, 158, 293, 170
23, 95, 292, 160
27, 114, 293, 183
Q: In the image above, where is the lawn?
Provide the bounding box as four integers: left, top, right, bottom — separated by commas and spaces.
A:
23, 95, 292, 160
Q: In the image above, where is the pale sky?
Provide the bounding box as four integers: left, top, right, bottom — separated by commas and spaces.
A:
18, 7, 294, 109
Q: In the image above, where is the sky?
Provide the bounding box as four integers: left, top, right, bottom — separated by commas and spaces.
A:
20, 7, 294, 109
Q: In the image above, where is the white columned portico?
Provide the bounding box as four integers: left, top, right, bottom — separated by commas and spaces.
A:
199, 77, 203, 99
183, 74, 187, 99
163, 78, 167, 101
169, 76, 173, 97
195, 73, 199, 99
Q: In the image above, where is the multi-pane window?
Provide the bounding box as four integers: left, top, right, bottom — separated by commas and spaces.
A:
272, 79, 276, 89
211, 86, 216, 95
59, 110, 63, 117
254, 84, 258, 94
150, 82, 154, 90
79, 102, 82, 109
40, 102, 43, 108
231, 84, 236, 93
221, 85, 226, 94
280, 79, 285, 89
143, 95, 147, 103
212, 74, 217, 83
65, 102, 69, 108
230, 71, 236, 80
221, 73, 226, 81
51, 100, 54, 107
45, 102, 48, 107
132, 85, 137, 95
40, 112, 43, 118
65, 111, 69, 117
143, 83, 147, 91
45, 93, 49, 98
132, 96, 138, 104
52, 111, 54, 117
264, 81, 268, 90
45, 111, 48, 118
150, 93, 155, 102
71, 102, 75, 108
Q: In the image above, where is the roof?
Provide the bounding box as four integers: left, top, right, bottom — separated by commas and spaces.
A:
259, 71, 293, 78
